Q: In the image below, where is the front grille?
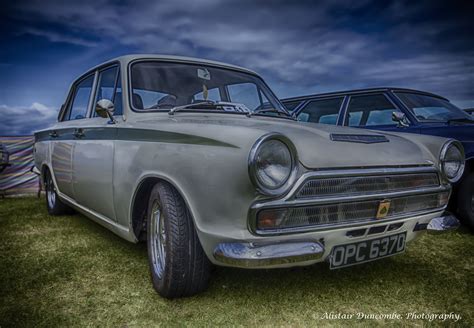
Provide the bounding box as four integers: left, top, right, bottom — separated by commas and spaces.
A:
296, 173, 439, 199
257, 191, 449, 231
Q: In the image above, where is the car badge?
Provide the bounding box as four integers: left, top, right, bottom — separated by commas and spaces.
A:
376, 200, 391, 219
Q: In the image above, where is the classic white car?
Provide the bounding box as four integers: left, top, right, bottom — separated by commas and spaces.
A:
34, 55, 463, 298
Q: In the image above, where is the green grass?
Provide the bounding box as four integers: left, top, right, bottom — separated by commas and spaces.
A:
0, 197, 473, 327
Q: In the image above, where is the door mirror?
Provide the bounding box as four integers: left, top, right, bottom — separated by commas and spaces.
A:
392, 111, 409, 128
95, 99, 116, 124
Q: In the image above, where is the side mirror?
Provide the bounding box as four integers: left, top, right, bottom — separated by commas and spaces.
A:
95, 99, 116, 124
392, 111, 409, 128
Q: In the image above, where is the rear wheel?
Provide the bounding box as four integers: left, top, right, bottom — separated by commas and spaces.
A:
44, 169, 72, 215
146, 181, 211, 298
457, 171, 474, 231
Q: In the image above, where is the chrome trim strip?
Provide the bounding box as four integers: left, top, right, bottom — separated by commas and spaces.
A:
213, 241, 324, 267
252, 208, 446, 236
255, 185, 449, 209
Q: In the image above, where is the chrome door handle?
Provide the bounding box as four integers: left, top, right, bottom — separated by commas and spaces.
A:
73, 129, 85, 139
49, 131, 58, 138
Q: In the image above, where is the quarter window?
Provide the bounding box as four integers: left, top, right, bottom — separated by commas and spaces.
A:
65, 75, 94, 120
346, 94, 402, 127
297, 97, 343, 125
94, 66, 122, 116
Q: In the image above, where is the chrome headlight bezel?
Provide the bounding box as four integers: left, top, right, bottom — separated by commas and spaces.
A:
439, 140, 465, 183
248, 133, 298, 196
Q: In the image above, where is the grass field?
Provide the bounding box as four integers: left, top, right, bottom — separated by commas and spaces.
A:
0, 197, 473, 327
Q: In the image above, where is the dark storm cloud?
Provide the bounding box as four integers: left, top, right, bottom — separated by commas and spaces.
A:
1, 0, 473, 134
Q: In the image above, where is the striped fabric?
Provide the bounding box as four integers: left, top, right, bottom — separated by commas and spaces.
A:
0, 136, 40, 196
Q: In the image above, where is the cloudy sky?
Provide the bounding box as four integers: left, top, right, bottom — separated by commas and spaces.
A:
1, 0, 473, 135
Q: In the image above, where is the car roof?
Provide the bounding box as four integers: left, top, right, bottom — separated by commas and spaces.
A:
88, 54, 259, 76
281, 87, 449, 103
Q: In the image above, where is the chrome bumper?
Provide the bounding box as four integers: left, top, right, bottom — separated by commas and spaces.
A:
213, 241, 324, 268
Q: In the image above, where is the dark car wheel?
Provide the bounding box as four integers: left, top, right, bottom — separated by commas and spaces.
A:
457, 171, 474, 231
44, 169, 73, 215
146, 181, 211, 298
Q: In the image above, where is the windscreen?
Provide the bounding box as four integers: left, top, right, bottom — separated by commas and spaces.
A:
130, 61, 285, 114
395, 92, 472, 122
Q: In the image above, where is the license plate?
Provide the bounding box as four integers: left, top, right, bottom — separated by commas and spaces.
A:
330, 232, 406, 269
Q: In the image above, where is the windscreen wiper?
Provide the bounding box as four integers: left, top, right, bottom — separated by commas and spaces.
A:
249, 108, 297, 120
168, 101, 248, 115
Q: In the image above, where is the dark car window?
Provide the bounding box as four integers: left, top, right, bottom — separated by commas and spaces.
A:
346, 94, 402, 127
94, 66, 122, 116
395, 92, 471, 122
65, 74, 94, 121
283, 101, 302, 112
297, 97, 344, 125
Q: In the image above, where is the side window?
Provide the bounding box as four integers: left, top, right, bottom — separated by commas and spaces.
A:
94, 66, 122, 116
297, 97, 343, 125
228, 83, 261, 110
65, 75, 94, 121
346, 94, 402, 127
283, 101, 301, 112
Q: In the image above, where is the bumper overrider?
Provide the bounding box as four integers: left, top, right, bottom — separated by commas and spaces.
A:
213, 166, 460, 268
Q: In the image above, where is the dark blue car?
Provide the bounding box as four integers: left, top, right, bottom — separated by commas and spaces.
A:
282, 88, 474, 229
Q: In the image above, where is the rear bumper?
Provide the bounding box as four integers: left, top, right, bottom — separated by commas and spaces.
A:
211, 212, 460, 269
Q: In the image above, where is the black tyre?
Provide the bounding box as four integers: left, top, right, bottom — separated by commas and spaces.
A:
44, 169, 73, 215
146, 181, 211, 298
457, 171, 474, 230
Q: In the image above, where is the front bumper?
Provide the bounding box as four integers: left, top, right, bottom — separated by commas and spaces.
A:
212, 212, 460, 268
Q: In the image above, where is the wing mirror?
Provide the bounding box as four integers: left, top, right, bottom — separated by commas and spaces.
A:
392, 111, 409, 128
95, 99, 116, 124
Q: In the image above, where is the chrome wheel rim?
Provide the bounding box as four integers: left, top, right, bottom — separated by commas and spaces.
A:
150, 202, 166, 279
46, 175, 56, 208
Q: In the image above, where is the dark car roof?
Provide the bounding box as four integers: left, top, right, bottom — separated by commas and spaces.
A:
465, 108, 474, 113
281, 87, 449, 103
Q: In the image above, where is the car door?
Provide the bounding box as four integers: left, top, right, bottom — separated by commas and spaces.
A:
72, 65, 122, 221
342, 93, 420, 133
51, 73, 95, 199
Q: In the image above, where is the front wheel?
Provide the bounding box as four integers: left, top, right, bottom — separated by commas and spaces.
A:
44, 169, 73, 215
457, 171, 474, 231
146, 182, 211, 298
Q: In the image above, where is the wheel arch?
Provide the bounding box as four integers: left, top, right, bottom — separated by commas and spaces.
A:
130, 174, 197, 242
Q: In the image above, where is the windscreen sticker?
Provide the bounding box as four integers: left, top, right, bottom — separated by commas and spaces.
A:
197, 68, 211, 80
219, 102, 250, 113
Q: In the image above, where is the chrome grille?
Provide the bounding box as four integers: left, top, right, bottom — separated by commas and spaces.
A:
257, 191, 449, 231
296, 173, 439, 199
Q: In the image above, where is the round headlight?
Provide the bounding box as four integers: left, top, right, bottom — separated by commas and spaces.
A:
249, 134, 297, 195
440, 141, 465, 183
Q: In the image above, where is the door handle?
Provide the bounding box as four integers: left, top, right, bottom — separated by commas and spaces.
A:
49, 131, 58, 138
73, 128, 85, 139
